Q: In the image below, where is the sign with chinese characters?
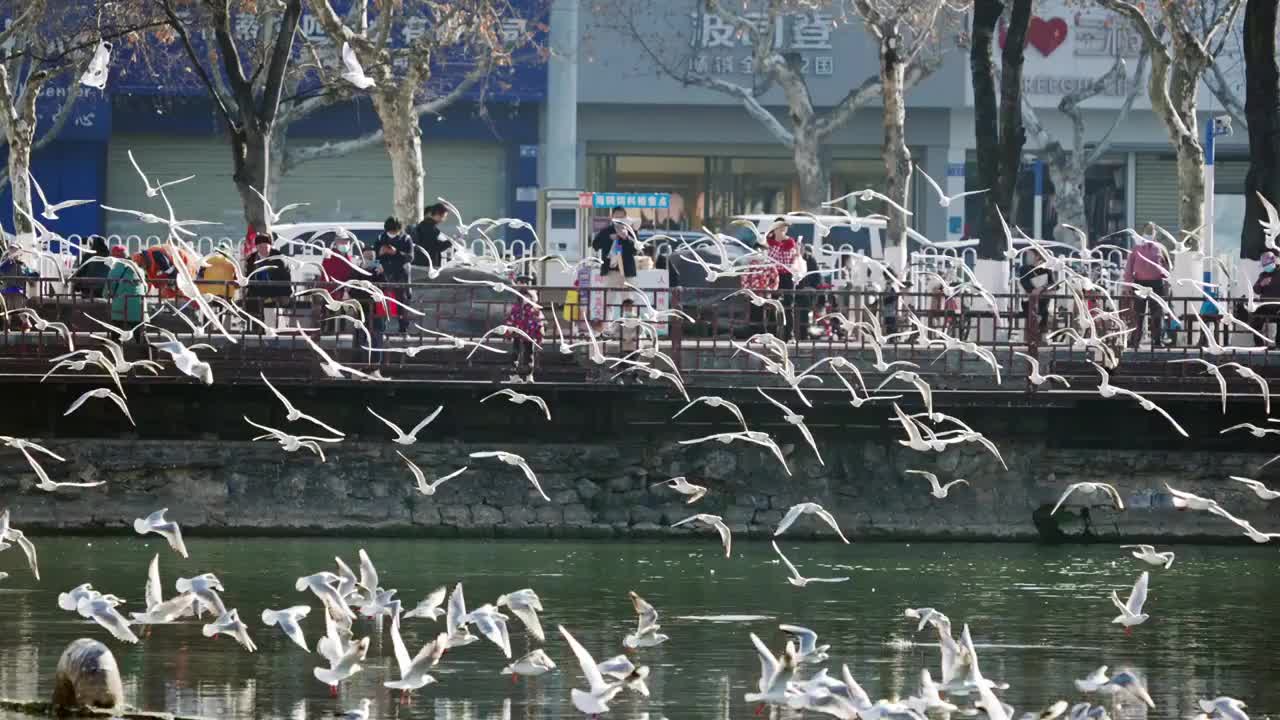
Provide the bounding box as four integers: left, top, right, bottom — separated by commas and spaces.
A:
688, 12, 836, 78
100, 0, 547, 101
970, 0, 1245, 110
585, 192, 672, 209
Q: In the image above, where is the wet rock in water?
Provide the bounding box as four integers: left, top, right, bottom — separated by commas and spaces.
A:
52, 638, 123, 710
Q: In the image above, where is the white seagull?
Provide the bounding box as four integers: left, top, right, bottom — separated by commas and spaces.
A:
77, 595, 138, 644
481, 389, 551, 421
670, 513, 733, 558
64, 388, 134, 426
0, 510, 39, 580
203, 609, 257, 652
1111, 571, 1150, 631
1229, 476, 1280, 500
774, 502, 851, 543
28, 172, 94, 220
650, 476, 708, 504
261, 606, 311, 652
340, 42, 376, 89
772, 541, 849, 587
504, 649, 557, 680
128, 149, 194, 197
622, 591, 669, 649
133, 508, 188, 558
558, 625, 623, 716
261, 373, 346, 436
914, 163, 988, 207
1120, 544, 1175, 569
398, 451, 467, 496
1221, 423, 1280, 438
496, 588, 546, 643
385, 610, 445, 693
1014, 351, 1070, 388
468, 451, 551, 501
1051, 482, 1125, 515
756, 388, 823, 465
367, 406, 443, 445
906, 470, 969, 499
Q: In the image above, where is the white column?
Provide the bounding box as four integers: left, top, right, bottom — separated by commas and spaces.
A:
945, 148, 966, 244
543, 0, 579, 190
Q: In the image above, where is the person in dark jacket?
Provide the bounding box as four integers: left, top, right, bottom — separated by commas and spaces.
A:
1018, 249, 1055, 353
244, 234, 291, 327
793, 245, 821, 339
412, 203, 450, 270
374, 217, 413, 332
70, 235, 111, 298
592, 206, 636, 280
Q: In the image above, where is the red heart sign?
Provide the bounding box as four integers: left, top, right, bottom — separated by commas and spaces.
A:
998, 16, 1069, 57
1026, 16, 1068, 57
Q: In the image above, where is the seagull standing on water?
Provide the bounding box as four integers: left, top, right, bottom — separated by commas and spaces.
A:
504, 649, 557, 680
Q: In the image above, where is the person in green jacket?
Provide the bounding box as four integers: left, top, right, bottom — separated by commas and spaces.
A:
105, 248, 146, 324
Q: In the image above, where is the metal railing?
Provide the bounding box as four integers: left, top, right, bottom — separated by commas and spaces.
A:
2, 274, 1278, 387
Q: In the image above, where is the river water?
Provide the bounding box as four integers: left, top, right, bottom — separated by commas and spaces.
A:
0, 537, 1274, 720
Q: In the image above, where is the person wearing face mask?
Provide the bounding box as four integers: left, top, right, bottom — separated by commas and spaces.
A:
1245, 251, 1280, 344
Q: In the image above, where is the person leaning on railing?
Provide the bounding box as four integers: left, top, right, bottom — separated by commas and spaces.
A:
1123, 224, 1171, 349
1241, 251, 1280, 346
107, 248, 146, 327
69, 235, 110, 299
1018, 249, 1054, 353
243, 233, 291, 327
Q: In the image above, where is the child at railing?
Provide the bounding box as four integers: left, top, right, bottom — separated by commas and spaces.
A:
505, 274, 544, 383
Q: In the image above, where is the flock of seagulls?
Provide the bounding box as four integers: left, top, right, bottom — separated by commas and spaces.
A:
2, 153, 1277, 719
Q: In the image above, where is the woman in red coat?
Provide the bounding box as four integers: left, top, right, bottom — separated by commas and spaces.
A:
765, 217, 800, 339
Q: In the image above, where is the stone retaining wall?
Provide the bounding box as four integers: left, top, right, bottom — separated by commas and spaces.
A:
5, 429, 1276, 542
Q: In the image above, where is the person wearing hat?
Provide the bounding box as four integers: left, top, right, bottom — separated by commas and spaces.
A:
1122, 223, 1171, 348
504, 274, 544, 383
1245, 251, 1280, 344
70, 235, 111, 299
243, 232, 290, 327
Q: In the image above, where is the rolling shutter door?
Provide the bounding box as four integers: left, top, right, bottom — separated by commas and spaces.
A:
1133, 154, 1177, 231
106, 136, 506, 245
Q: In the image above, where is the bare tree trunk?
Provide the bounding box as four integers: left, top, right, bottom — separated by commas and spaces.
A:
1175, 135, 1207, 235
374, 93, 426, 225
879, 32, 911, 254
970, 0, 1003, 258
792, 128, 829, 213
1242, 0, 1280, 259
1047, 161, 1087, 243
7, 127, 35, 237
230, 125, 271, 233
997, 0, 1033, 225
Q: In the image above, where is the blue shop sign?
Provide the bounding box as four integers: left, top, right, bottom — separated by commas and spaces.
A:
34, 83, 111, 142
107, 0, 548, 101
592, 193, 671, 209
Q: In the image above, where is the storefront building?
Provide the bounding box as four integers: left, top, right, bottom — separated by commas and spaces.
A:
560, 0, 1251, 252
1, 4, 546, 242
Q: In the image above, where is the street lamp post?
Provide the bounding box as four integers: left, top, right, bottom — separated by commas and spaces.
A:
1204, 115, 1233, 287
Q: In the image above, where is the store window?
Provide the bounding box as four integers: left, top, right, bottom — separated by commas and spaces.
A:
964, 153, 1128, 245
586, 150, 893, 230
